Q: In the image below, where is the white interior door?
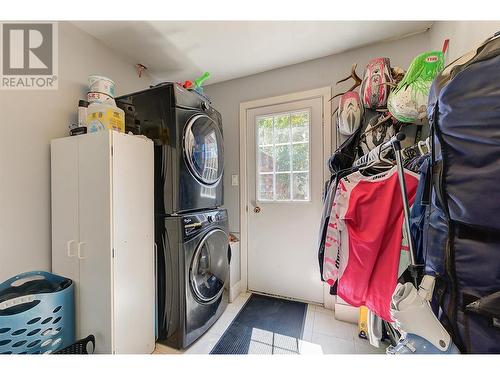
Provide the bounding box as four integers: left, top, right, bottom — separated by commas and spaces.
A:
246, 97, 324, 303
111, 132, 155, 354
78, 131, 113, 353
51, 137, 80, 284
50, 136, 80, 331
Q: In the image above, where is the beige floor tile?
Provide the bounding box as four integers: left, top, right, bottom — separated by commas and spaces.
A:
354, 336, 388, 354
313, 310, 355, 341
306, 304, 316, 315
302, 329, 313, 342
350, 321, 362, 340
297, 339, 324, 354
310, 332, 357, 354
315, 305, 335, 316
303, 307, 315, 334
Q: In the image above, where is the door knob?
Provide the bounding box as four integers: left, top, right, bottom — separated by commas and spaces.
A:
253, 206, 261, 213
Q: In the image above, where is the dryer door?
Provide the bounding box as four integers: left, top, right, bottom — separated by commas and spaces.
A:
190, 229, 228, 304
183, 114, 224, 186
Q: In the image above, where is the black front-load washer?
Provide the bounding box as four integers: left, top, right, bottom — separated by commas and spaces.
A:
117, 83, 224, 214
155, 208, 229, 349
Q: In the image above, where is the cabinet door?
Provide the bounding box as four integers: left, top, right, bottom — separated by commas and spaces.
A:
51, 137, 80, 284
112, 132, 155, 354
77, 132, 113, 354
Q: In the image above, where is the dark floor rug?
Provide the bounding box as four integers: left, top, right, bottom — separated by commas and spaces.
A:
210, 293, 307, 354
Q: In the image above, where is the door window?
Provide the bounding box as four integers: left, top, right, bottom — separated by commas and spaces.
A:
256, 110, 310, 202
184, 115, 224, 186
190, 229, 228, 303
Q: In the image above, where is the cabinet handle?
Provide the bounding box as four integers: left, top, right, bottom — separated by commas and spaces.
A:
77, 242, 86, 260
67, 240, 76, 257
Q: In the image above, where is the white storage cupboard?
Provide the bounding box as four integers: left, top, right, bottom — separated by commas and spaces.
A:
51, 130, 155, 354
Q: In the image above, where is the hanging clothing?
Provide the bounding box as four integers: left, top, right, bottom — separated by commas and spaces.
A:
318, 177, 337, 281
317, 128, 362, 281
320, 168, 358, 283
324, 166, 419, 321
358, 114, 397, 156
409, 154, 430, 265
404, 152, 429, 173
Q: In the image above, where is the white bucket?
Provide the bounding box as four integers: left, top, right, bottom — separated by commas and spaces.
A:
88, 75, 115, 97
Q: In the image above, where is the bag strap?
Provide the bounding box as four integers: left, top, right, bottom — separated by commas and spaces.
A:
422, 108, 437, 205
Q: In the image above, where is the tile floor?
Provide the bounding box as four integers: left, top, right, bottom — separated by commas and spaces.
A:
153, 292, 388, 355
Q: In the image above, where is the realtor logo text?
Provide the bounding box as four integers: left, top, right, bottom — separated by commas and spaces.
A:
1, 22, 58, 90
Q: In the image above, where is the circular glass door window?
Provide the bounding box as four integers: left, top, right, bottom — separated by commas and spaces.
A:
190, 229, 228, 303
184, 114, 224, 186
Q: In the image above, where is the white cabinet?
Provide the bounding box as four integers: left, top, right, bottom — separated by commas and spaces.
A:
51, 130, 155, 354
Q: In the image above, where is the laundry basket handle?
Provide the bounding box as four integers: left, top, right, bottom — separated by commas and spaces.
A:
10, 274, 45, 288
0, 294, 40, 311
0, 272, 46, 312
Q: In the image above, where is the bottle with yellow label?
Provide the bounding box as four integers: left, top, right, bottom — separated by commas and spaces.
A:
87, 102, 125, 133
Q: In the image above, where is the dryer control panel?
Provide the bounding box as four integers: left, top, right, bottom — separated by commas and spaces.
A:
182, 210, 228, 237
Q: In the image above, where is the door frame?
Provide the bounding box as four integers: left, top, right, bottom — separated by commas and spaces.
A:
239, 87, 333, 306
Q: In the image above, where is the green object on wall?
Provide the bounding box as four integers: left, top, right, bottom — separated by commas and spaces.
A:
194, 72, 211, 87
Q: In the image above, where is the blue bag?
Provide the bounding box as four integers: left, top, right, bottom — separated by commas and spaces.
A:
425, 32, 500, 353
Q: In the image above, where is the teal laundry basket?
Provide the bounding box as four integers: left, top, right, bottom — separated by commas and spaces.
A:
0, 271, 75, 354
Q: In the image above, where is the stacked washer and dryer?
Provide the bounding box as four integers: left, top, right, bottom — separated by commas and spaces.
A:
117, 84, 230, 349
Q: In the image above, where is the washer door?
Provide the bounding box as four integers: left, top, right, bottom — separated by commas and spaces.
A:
183, 114, 224, 186
190, 229, 228, 304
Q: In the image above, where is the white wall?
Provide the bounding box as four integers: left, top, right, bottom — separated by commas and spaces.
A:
0, 22, 151, 282
204, 31, 431, 234
2, 20, 497, 283
205, 21, 500, 235
430, 21, 500, 62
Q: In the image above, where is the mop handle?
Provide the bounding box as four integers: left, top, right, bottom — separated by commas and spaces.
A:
391, 133, 417, 267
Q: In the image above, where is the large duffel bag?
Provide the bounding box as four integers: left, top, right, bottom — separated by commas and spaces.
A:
425, 32, 500, 353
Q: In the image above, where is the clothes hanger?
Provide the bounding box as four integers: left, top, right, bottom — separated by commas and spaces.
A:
359, 157, 393, 173
417, 140, 426, 155
400, 136, 432, 162
358, 143, 394, 172
418, 137, 433, 155
425, 136, 431, 153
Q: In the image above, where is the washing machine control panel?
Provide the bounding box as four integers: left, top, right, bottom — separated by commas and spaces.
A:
182, 210, 227, 237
